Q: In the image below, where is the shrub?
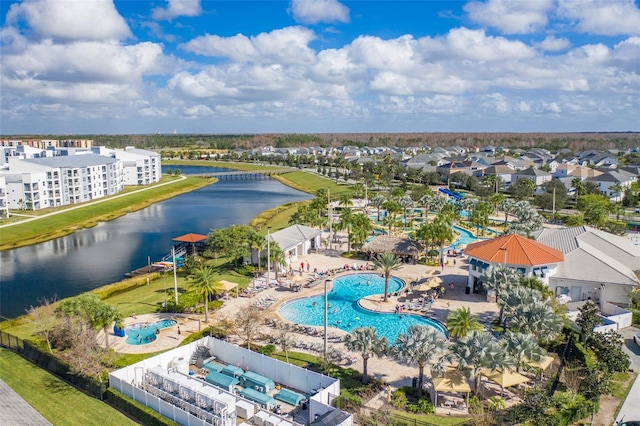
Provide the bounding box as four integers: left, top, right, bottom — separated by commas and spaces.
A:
407, 398, 434, 414
92, 273, 161, 299
390, 390, 408, 409
258, 344, 276, 356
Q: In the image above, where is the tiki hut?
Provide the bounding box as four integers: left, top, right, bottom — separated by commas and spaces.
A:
362, 236, 424, 263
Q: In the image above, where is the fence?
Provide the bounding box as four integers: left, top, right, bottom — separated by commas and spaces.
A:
0, 330, 107, 400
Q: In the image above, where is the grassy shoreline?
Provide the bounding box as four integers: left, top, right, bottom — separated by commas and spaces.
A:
0, 175, 214, 251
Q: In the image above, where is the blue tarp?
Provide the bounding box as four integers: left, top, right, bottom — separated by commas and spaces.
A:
275, 388, 305, 406
240, 388, 277, 410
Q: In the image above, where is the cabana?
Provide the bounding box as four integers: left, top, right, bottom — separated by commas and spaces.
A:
525, 355, 555, 379
240, 388, 277, 410
217, 280, 240, 298
481, 368, 531, 395
275, 388, 305, 406
221, 364, 244, 378
240, 371, 276, 393
172, 233, 208, 257
204, 370, 240, 392
432, 370, 471, 409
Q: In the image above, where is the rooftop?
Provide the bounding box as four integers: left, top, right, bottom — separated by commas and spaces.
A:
464, 233, 564, 266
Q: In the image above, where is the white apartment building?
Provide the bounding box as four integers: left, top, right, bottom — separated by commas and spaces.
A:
4, 155, 123, 210
115, 147, 162, 185
0, 176, 8, 217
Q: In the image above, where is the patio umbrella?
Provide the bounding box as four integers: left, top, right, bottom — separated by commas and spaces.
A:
413, 276, 443, 291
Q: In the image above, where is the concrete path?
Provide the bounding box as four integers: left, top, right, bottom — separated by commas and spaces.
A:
0, 378, 51, 425
615, 326, 640, 424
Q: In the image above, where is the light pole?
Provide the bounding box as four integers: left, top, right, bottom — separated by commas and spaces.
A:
324, 279, 331, 363
267, 226, 271, 284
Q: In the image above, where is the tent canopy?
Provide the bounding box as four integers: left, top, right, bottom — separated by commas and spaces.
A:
525, 355, 554, 370
432, 370, 472, 393
414, 276, 443, 291
217, 280, 240, 297
481, 369, 530, 388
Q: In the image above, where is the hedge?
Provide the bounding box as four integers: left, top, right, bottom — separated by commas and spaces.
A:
105, 387, 180, 426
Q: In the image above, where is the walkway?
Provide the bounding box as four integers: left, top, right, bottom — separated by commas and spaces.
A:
0, 175, 187, 229
615, 326, 640, 424
0, 378, 52, 425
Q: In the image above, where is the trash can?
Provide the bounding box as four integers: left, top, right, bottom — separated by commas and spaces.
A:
465, 287, 470, 295
302, 402, 308, 410
412, 377, 418, 388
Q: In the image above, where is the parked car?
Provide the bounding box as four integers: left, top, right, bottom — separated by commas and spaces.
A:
634, 333, 640, 347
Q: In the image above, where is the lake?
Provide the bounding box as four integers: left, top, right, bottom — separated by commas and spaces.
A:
0, 166, 311, 319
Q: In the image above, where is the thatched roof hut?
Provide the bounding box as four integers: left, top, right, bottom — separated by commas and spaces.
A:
362, 236, 424, 257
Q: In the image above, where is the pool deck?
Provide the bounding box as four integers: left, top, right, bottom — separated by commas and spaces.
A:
99, 228, 499, 388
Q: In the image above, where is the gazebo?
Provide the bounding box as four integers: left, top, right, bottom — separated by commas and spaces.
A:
172, 233, 208, 257
217, 280, 239, 298
361, 235, 424, 263
431, 369, 472, 410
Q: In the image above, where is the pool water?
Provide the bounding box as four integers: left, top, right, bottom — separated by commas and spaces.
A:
126, 319, 178, 345
449, 226, 481, 249
278, 273, 447, 343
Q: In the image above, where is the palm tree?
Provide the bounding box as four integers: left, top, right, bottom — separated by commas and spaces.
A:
419, 193, 434, 217
502, 331, 546, 372
398, 195, 415, 226
481, 265, 520, 324
391, 325, 449, 396
189, 266, 218, 323
507, 297, 563, 341
571, 177, 585, 199
610, 183, 623, 203
250, 233, 267, 275
431, 195, 448, 214
451, 331, 513, 397
446, 307, 484, 339
382, 200, 401, 232
96, 304, 122, 350
499, 198, 516, 226
370, 194, 387, 221
344, 327, 389, 384
372, 252, 402, 302
350, 213, 374, 253
339, 192, 354, 208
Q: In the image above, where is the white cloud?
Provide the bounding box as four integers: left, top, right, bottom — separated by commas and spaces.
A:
5, 0, 131, 42
443, 28, 537, 61
289, 0, 350, 24
536, 36, 571, 52
152, 0, 202, 20
181, 27, 318, 65
464, 0, 554, 34
557, 0, 640, 35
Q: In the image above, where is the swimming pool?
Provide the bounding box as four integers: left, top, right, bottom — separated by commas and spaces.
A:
126, 319, 177, 345
277, 273, 447, 342
449, 225, 481, 249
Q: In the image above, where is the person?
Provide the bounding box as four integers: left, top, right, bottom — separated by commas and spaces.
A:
177, 326, 181, 335
137, 334, 142, 343
131, 312, 137, 319
155, 328, 160, 335
450, 282, 454, 290
300, 261, 304, 271
306, 263, 310, 272
453, 258, 457, 266
441, 261, 445, 271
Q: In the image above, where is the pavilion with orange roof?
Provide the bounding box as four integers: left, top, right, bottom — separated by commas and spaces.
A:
172, 233, 208, 257
464, 233, 565, 296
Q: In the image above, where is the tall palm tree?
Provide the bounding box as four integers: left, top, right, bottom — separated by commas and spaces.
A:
189, 266, 218, 323
250, 233, 267, 275
350, 213, 374, 253
431, 195, 448, 214
507, 298, 563, 341
372, 252, 402, 302
502, 331, 546, 372
481, 265, 520, 324
446, 307, 484, 339
391, 325, 449, 397
370, 194, 387, 221
499, 198, 516, 226
96, 304, 122, 350
571, 177, 585, 199
399, 195, 415, 226
419, 193, 435, 217
339, 192, 354, 208
344, 327, 389, 384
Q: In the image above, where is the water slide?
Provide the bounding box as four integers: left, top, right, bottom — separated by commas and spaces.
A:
438, 187, 463, 201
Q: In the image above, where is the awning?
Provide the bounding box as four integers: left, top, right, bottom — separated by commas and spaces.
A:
470, 259, 478, 266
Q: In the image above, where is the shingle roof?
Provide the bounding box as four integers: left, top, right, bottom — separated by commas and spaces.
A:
464, 233, 564, 266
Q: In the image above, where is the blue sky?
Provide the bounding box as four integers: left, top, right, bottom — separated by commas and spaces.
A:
1, 0, 639, 135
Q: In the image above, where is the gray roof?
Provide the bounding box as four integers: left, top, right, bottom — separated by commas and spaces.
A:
269, 225, 321, 250
534, 226, 640, 286
515, 168, 551, 177
21, 154, 117, 168
123, 148, 160, 157
362, 235, 424, 256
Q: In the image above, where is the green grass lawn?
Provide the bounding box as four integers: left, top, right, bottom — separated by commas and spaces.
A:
1, 175, 213, 250
273, 171, 352, 195
163, 159, 287, 171
0, 349, 139, 426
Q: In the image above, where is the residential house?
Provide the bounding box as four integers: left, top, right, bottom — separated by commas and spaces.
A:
587, 169, 636, 201
512, 168, 552, 186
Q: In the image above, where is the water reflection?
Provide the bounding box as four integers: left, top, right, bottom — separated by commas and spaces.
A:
1, 173, 311, 318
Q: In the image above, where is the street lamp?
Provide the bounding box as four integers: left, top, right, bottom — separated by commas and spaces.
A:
324, 279, 331, 363
267, 226, 271, 284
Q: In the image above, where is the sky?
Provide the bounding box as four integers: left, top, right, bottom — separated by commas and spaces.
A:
0, 0, 639, 135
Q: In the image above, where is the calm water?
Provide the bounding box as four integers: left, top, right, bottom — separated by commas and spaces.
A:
278, 273, 448, 342
0, 167, 311, 319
